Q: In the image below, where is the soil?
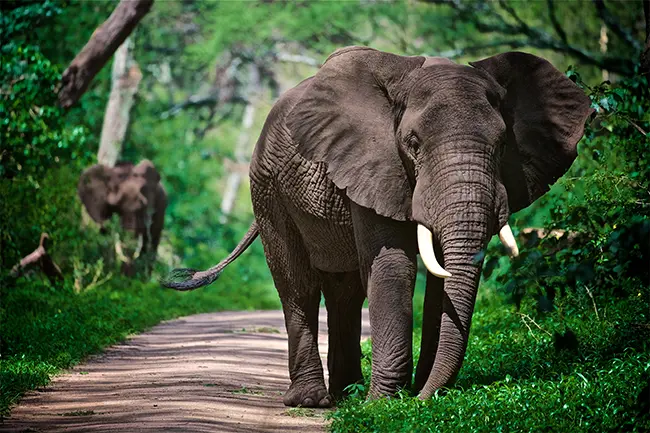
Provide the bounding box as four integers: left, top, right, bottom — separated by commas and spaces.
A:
1, 308, 370, 433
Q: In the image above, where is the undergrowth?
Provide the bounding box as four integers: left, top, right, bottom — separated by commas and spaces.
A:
330, 288, 649, 432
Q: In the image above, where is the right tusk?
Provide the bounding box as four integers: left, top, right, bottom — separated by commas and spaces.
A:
499, 224, 519, 258
417, 224, 452, 279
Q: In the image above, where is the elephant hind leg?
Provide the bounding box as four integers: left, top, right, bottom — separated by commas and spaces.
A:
256, 212, 329, 408
321, 271, 365, 400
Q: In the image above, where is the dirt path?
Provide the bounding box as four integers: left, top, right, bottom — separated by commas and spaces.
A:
1, 309, 370, 433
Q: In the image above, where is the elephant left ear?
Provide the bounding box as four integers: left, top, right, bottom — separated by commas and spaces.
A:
470, 52, 594, 213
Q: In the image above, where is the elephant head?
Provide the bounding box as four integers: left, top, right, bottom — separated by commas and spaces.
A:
288, 47, 593, 396
78, 159, 167, 274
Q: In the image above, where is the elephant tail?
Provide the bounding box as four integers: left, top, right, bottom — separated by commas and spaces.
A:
160, 220, 259, 291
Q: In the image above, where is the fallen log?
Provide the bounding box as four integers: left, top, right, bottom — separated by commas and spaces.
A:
10, 233, 64, 283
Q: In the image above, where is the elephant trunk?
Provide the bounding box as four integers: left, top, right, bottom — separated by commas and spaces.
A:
412, 142, 496, 398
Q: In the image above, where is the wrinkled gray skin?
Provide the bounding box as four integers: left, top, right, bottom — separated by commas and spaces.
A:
78, 159, 167, 276
164, 47, 592, 407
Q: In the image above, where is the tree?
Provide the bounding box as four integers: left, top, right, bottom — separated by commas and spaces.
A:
58, 0, 153, 108
97, 37, 142, 167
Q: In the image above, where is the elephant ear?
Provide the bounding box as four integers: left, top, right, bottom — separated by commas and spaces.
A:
470, 52, 594, 213
288, 46, 425, 220
78, 164, 112, 223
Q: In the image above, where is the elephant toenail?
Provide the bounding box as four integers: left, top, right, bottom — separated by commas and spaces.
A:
302, 397, 314, 407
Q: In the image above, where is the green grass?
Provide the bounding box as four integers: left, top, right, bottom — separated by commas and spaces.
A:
0, 271, 279, 416
329, 285, 650, 432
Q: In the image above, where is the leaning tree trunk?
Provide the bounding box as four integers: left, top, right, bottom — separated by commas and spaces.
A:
59, 0, 153, 108
219, 63, 262, 223
97, 37, 142, 167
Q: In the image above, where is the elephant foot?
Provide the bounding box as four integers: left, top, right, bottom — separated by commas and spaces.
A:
283, 381, 332, 408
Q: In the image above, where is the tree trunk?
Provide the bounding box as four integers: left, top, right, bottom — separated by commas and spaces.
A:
641, 0, 650, 76
219, 63, 261, 223
97, 38, 142, 167
58, 0, 153, 108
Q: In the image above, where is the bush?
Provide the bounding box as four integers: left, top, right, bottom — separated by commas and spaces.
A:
484, 72, 649, 311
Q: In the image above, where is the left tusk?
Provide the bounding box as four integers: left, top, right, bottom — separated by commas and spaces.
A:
133, 234, 144, 260
499, 224, 519, 258
417, 224, 452, 279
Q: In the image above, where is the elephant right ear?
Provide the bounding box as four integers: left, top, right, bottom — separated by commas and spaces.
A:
78, 164, 112, 223
288, 46, 425, 221
470, 52, 594, 213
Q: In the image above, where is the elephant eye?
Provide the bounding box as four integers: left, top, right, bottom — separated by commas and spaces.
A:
406, 133, 420, 152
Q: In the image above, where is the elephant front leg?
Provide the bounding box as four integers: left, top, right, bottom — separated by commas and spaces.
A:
257, 216, 330, 408
351, 203, 417, 398
414, 271, 444, 393
321, 271, 365, 400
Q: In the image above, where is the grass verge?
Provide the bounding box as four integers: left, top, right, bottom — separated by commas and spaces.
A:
329, 286, 649, 432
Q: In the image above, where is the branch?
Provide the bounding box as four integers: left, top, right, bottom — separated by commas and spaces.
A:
427, 39, 530, 58
547, 0, 568, 43
592, 0, 642, 52
58, 0, 154, 108
498, 0, 529, 31
275, 52, 320, 67
160, 93, 248, 119
434, 0, 636, 76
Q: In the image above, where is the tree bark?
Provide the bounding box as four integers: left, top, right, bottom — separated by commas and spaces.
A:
219, 63, 261, 223
97, 38, 142, 167
58, 0, 153, 108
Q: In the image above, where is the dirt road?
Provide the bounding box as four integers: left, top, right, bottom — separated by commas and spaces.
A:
1, 309, 370, 433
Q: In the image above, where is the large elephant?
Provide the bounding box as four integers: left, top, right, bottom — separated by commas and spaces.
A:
78, 159, 167, 276
163, 47, 592, 407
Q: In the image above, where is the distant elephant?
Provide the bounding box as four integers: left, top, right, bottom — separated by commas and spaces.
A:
78, 159, 167, 276
164, 47, 592, 407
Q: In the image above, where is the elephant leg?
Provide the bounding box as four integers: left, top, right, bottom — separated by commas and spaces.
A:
257, 213, 329, 408
321, 270, 365, 400
350, 203, 417, 398
414, 270, 445, 393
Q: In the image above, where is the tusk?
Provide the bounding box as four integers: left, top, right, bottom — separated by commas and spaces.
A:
133, 234, 144, 260
114, 238, 130, 264
417, 224, 452, 279
499, 224, 519, 258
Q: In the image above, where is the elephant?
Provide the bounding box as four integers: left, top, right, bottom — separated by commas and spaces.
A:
163, 46, 593, 407
78, 159, 167, 276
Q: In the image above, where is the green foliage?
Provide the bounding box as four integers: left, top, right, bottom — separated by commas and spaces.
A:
0, 2, 95, 267
0, 2, 91, 179
486, 73, 649, 310
330, 291, 650, 432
